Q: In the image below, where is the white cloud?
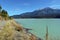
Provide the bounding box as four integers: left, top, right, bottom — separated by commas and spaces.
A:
22, 3, 30, 6
50, 0, 60, 5
49, 4, 60, 9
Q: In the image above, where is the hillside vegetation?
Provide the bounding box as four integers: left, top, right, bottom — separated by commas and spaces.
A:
0, 6, 12, 20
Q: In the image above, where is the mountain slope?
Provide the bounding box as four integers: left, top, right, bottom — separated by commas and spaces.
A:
11, 7, 60, 18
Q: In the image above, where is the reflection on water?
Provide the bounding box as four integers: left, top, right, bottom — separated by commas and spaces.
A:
15, 19, 60, 40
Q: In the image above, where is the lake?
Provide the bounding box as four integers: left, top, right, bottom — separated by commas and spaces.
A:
15, 19, 60, 40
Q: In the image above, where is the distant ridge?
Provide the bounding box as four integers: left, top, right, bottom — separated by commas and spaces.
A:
11, 7, 60, 18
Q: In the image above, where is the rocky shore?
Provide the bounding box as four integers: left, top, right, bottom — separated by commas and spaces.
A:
0, 19, 41, 40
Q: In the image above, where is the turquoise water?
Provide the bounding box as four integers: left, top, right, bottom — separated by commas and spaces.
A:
15, 19, 60, 40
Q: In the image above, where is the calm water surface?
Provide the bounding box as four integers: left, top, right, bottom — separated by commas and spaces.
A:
15, 19, 60, 40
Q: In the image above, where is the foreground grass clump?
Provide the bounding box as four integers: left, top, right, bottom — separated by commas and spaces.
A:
0, 20, 31, 40
0, 23, 15, 40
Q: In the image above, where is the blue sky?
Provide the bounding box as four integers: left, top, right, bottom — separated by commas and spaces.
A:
0, 0, 60, 16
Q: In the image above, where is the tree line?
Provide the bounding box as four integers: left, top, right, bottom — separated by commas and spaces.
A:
0, 6, 13, 20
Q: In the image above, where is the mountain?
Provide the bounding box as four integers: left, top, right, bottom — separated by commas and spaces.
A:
11, 7, 60, 18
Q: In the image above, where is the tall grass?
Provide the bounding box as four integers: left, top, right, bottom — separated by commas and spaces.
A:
0, 23, 15, 40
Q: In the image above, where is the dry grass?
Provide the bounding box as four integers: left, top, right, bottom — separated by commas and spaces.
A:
0, 22, 15, 40
0, 20, 39, 40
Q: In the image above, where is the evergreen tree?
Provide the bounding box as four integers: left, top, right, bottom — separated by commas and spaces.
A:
0, 6, 2, 12
1, 10, 9, 17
